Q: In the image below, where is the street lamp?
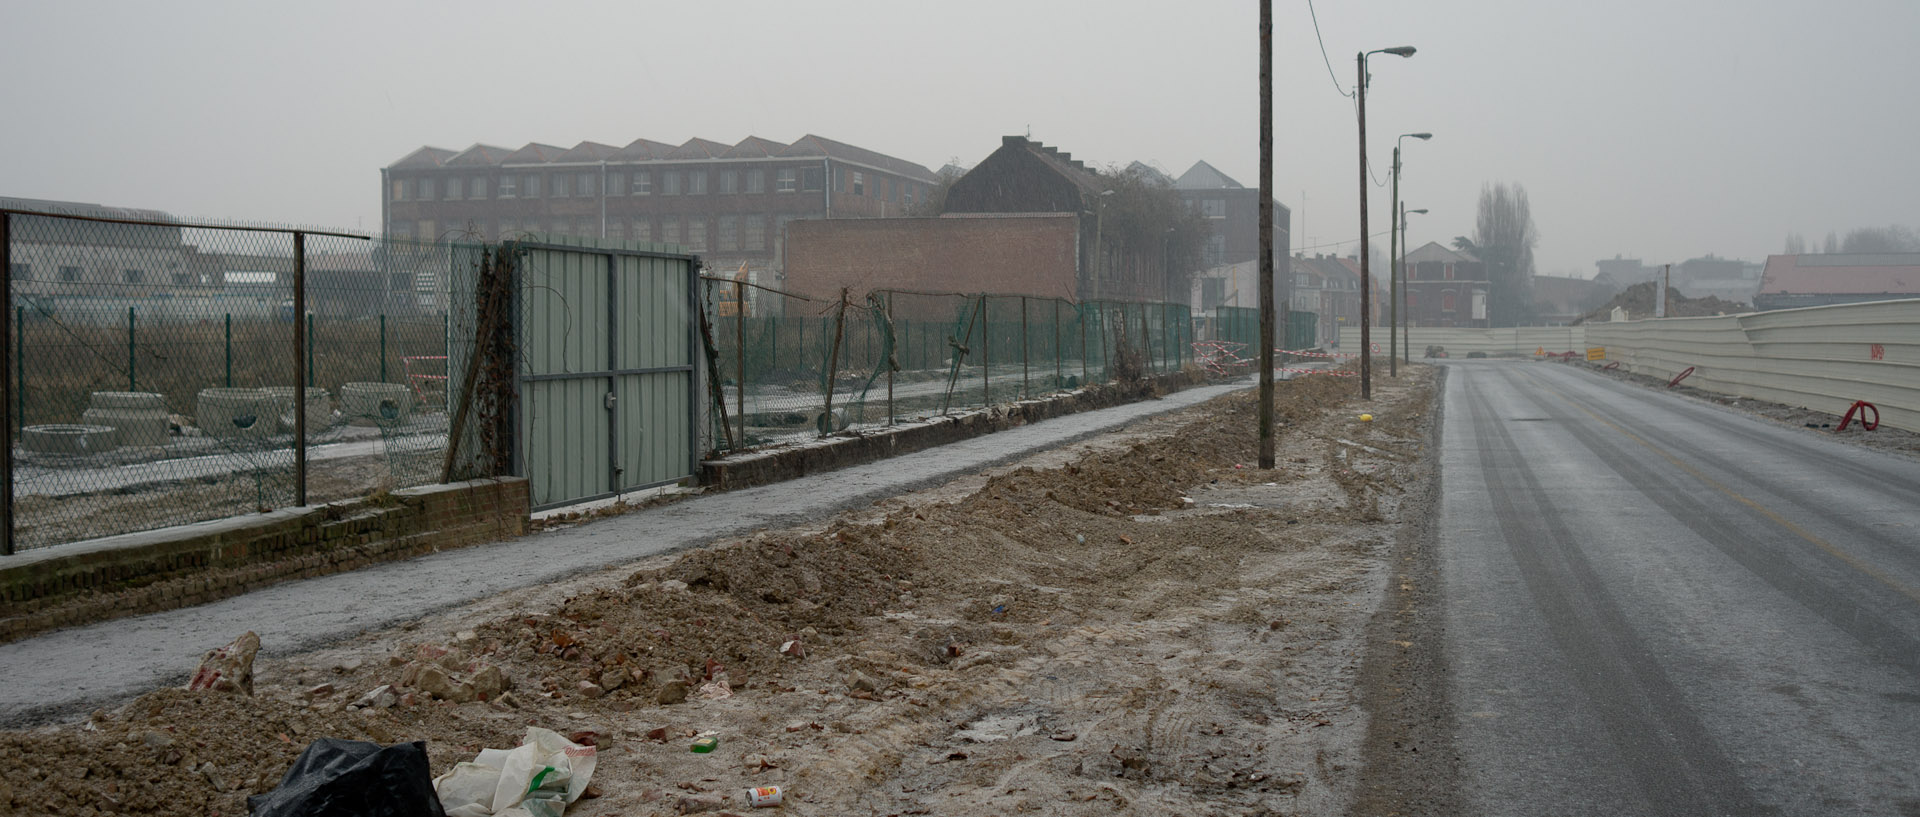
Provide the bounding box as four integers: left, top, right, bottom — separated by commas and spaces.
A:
1357, 45, 1415, 400
1389, 132, 1431, 378
1399, 206, 1427, 365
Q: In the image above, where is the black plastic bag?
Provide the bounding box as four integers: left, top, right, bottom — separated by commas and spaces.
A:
249, 738, 446, 817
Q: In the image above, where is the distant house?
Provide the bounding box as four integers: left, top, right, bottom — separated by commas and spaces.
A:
1673, 254, 1761, 305
1531, 275, 1610, 325
1594, 255, 1656, 294
1172, 160, 1289, 280
1754, 253, 1920, 310
1287, 254, 1363, 345
1402, 242, 1490, 328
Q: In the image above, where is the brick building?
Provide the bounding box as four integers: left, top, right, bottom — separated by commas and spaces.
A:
1288, 254, 1363, 345
782, 214, 1079, 314
1402, 241, 1490, 328
380, 134, 939, 295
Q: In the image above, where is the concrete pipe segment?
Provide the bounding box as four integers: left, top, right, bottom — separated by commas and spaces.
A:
341, 382, 413, 424
196, 388, 283, 440
80, 391, 169, 447
262, 387, 333, 439
20, 424, 119, 455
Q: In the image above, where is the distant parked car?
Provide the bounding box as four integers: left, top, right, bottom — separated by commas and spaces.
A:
1425, 345, 1449, 358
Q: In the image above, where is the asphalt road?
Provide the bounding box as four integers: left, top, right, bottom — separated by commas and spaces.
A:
1439, 360, 1920, 816
0, 381, 1255, 728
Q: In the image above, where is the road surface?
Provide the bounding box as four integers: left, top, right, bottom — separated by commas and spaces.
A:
1439, 360, 1920, 816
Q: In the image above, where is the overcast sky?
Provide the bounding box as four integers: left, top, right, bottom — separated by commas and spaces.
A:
4, 0, 1915, 278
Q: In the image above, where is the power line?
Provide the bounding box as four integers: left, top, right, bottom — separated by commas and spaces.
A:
1306, 0, 1353, 99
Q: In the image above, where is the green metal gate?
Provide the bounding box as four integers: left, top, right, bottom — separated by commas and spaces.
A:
510, 239, 699, 510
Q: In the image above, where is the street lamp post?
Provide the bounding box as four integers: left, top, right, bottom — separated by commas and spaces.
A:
1356, 45, 1415, 400
1399, 205, 1427, 364
1389, 132, 1430, 378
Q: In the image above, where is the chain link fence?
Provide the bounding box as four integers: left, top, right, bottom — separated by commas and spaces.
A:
4, 209, 467, 552
703, 280, 1196, 452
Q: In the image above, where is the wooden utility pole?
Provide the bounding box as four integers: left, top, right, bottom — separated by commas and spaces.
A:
1257, 0, 1276, 469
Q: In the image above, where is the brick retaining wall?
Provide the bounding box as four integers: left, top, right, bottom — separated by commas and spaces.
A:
0, 478, 528, 644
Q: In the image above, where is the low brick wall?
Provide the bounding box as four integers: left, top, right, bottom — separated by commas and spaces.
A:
702, 370, 1209, 491
0, 478, 528, 644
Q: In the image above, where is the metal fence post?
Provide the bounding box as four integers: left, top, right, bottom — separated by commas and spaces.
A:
885, 293, 895, 425
735, 279, 745, 449
1021, 296, 1029, 399
224, 314, 233, 387
980, 295, 990, 405
293, 231, 307, 507
14, 307, 22, 432
379, 314, 387, 383
2, 212, 12, 555
1053, 299, 1062, 390
127, 306, 137, 391
1080, 302, 1089, 384
307, 312, 316, 388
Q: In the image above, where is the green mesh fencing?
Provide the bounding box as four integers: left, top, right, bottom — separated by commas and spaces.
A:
5, 208, 462, 552
704, 286, 1193, 453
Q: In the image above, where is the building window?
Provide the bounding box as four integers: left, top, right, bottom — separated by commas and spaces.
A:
1442, 291, 1457, 311
419, 178, 436, 201
776, 169, 797, 193
661, 218, 681, 246
688, 170, 708, 195
1205, 235, 1226, 267
607, 222, 624, 241
851, 171, 865, 196
632, 219, 651, 243
904, 186, 915, 207
446, 176, 464, 200
746, 169, 765, 193
743, 215, 765, 251
607, 172, 625, 196
471, 177, 487, 199
687, 219, 708, 252
717, 215, 739, 251
662, 172, 681, 195
578, 172, 597, 197
719, 170, 738, 194
1201, 199, 1226, 219
524, 174, 541, 198
123, 269, 144, 284
802, 167, 823, 192
60, 265, 81, 282
392, 179, 407, 201
632, 171, 651, 195
552, 173, 570, 198
833, 168, 845, 193
498, 176, 517, 198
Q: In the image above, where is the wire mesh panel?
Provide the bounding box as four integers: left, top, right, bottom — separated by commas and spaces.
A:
4, 210, 459, 552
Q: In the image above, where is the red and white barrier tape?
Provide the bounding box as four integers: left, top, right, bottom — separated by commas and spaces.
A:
1276, 367, 1357, 377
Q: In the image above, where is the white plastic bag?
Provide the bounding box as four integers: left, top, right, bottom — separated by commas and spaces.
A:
433, 728, 597, 817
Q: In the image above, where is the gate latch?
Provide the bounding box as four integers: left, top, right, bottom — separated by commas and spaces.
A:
605, 392, 617, 410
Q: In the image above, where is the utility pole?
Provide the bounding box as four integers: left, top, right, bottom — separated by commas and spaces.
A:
1389, 145, 1400, 378
1257, 0, 1276, 469
1356, 52, 1371, 400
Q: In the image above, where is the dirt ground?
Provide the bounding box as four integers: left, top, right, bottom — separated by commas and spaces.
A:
0, 368, 1440, 817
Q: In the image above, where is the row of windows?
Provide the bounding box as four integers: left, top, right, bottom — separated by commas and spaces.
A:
394, 167, 924, 205
11, 263, 197, 285
399, 213, 800, 253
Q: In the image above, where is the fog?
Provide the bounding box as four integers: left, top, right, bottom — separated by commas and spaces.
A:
2, 0, 1915, 278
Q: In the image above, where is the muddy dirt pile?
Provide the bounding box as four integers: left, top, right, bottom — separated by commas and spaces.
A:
0, 370, 1437, 816
1574, 281, 1749, 323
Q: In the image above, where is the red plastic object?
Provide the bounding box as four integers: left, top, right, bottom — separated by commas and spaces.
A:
1666, 367, 1695, 388
1602, 361, 1621, 371
1838, 400, 1880, 431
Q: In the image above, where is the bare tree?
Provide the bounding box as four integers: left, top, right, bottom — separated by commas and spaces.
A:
1472, 182, 1538, 326
1783, 233, 1806, 255
1840, 224, 1920, 253
1822, 231, 1839, 254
